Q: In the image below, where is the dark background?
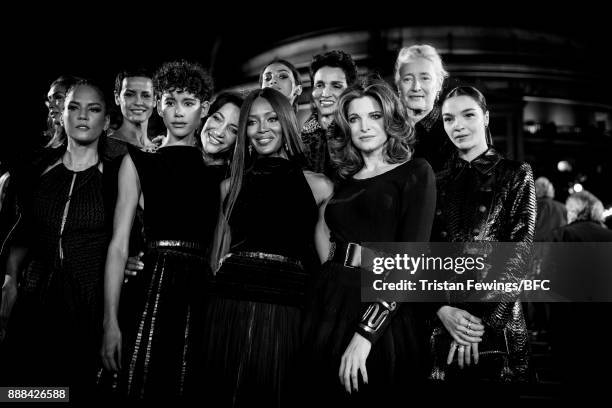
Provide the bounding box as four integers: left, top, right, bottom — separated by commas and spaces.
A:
3, 2, 610, 171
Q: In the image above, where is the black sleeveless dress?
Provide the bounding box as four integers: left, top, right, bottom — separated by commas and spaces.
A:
301, 158, 436, 405
3, 161, 110, 396
115, 145, 221, 399
201, 157, 318, 407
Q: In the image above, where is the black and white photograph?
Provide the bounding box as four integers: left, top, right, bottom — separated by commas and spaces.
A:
1, 3, 611, 405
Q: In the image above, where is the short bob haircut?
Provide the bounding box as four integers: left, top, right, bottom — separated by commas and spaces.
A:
153, 59, 214, 102
331, 79, 415, 178
114, 66, 154, 95
210, 87, 307, 271
566, 190, 605, 223
394, 44, 448, 91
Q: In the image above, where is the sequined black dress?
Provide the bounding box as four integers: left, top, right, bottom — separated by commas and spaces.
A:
201, 157, 318, 407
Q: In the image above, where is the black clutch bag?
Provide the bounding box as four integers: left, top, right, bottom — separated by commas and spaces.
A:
429, 326, 514, 383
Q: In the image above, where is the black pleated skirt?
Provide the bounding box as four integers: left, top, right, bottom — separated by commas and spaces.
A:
200, 253, 309, 408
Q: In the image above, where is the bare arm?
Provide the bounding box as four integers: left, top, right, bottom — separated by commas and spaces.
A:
304, 171, 334, 264
314, 199, 332, 264
101, 154, 140, 371
1, 246, 28, 338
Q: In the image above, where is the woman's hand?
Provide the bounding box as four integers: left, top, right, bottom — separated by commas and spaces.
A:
437, 305, 485, 345
339, 332, 371, 394
101, 321, 122, 372
124, 252, 144, 281
447, 340, 479, 368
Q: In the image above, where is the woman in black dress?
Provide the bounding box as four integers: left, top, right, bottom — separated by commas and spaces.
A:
203, 87, 333, 407
1, 79, 113, 397
101, 60, 219, 400
430, 86, 535, 389
302, 80, 436, 404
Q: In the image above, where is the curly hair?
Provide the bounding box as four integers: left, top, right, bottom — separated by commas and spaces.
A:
153, 60, 214, 102
566, 190, 605, 223
331, 79, 415, 178
309, 50, 358, 87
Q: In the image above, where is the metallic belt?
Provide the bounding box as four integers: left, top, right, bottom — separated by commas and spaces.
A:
148, 240, 203, 251
221, 251, 303, 269
328, 241, 362, 268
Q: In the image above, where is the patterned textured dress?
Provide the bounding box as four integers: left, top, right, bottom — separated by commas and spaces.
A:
430, 146, 536, 383
4, 160, 110, 395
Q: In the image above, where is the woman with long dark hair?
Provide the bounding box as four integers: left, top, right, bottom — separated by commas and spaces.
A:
203, 87, 332, 407
199, 91, 244, 174
260, 59, 302, 112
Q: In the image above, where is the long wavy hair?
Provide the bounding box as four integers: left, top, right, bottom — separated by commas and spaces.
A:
198, 91, 244, 165
209, 87, 307, 272
331, 79, 415, 178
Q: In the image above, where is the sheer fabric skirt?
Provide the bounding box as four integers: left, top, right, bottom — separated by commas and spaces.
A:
200, 253, 309, 407
300, 261, 430, 405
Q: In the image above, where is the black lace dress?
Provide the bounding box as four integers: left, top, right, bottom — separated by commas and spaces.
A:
301, 158, 436, 405
115, 145, 221, 399
201, 157, 318, 407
